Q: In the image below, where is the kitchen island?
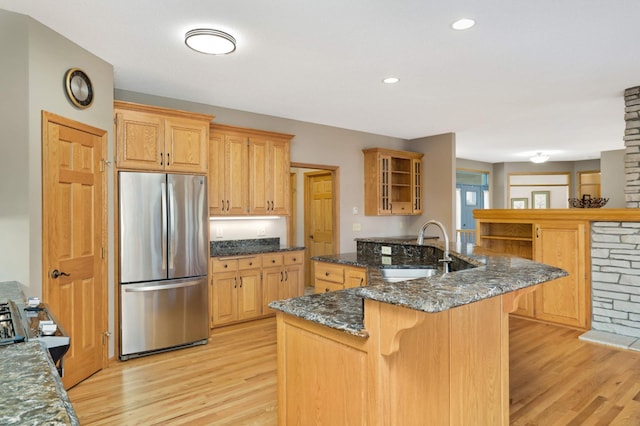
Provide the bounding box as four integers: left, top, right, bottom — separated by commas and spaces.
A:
269, 240, 567, 425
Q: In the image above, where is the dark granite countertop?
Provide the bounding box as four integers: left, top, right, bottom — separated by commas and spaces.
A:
210, 237, 305, 257
269, 239, 567, 337
0, 281, 80, 425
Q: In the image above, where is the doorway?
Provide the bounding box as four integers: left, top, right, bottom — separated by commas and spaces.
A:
456, 169, 489, 244
290, 163, 339, 288
42, 111, 108, 389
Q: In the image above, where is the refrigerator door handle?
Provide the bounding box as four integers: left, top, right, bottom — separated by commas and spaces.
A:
161, 181, 168, 272
124, 281, 201, 292
168, 182, 176, 271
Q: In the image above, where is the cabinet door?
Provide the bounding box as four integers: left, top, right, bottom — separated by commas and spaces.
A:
377, 154, 392, 215
270, 139, 290, 215
345, 266, 367, 288
212, 271, 238, 325
163, 117, 209, 173
237, 269, 262, 320
262, 266, 283, 314
248, 137, 270, 215
412, 158, 423, 214
225, 134, 249, 215
209, 132, 226, 214
115, 110, 163, 170
534, 222, 588, 328
283, 264, 303, 300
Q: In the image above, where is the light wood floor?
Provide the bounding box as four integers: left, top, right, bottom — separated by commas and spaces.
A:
68, 317, 640, 425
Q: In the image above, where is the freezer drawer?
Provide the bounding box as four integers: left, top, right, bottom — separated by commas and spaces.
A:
120, 277, 208, 359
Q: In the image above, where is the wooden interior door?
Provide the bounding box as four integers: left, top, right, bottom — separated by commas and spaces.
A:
305, 172, 334, 286
42, 111, 107, 389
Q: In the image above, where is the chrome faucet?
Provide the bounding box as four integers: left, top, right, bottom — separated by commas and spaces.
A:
417, 220, 452, 272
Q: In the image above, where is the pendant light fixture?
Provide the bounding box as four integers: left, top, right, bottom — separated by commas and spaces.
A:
185, 29, 236, 55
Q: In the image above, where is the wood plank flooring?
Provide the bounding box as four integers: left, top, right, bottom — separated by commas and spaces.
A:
67, 316, 640, 425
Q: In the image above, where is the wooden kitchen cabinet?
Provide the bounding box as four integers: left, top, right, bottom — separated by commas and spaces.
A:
474, 210, 591, 329
115, 101, 213, 173
210, 256, 262, 327
262, 251, 305, 314
314, 260, 367, 293
363, 148, 424, 216
209, 126, 249, 215
248, 136, 290, 215
209, 124, 293, 216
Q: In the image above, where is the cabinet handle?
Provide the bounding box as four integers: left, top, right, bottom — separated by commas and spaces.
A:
226, 200, 230, 211
160, 153, 164, 166
166, 153, 170, 165
536, 227, 540, 238
221, 200, 225, 212
325, 271, 330, 276
325, 288, 330, 292
359, 278, 364, 286
249, 262, 253, 266
224, 264, 228, 268
272, 259, 276, 264
292, 257, 297, 262
234, 277, 237, 288
280, 271, 284, 282
284, 270, 288, 281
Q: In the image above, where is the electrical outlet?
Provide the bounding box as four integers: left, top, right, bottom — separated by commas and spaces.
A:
258, 226, 266, 236
381, 246, 392, 255
352, 223, 361, 232
215, 227, 223, 237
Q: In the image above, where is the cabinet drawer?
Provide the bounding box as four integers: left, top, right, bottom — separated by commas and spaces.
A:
284, 251, 304, 265
263, 253, 284, 267
315, 262, 344, 284
315, 281, 344, 293
238, 256, 260, 270
391, 202, 413, 214
211, 258, 238, 272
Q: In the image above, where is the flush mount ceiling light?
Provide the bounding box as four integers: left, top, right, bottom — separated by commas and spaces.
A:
530, 152, 550, 163
382, 77, 400, 84
185, 29, 236, 55
451, 18, 476, 31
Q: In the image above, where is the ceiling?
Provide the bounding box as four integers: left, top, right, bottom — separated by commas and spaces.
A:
2, 0, 638, 163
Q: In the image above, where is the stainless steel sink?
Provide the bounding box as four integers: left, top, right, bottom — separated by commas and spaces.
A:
380, 267, 438, 282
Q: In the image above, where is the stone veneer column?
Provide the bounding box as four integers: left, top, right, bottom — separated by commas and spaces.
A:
591, 221, 640, 338
625, 86, 640, 208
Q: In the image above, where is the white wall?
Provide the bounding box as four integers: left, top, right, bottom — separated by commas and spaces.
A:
601, 149, 626, 208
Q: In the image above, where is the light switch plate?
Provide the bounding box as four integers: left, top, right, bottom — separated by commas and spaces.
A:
381, 246, 392, 255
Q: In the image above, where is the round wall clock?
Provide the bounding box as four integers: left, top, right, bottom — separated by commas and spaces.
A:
64, 68, 94, 109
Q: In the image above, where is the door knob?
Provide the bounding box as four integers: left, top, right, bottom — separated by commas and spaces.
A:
50, 269, 70, 279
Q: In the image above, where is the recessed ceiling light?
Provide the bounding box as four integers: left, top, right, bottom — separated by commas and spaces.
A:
382, 77, 399, 84
451, 18, 476, 31
185, 29, 236, 55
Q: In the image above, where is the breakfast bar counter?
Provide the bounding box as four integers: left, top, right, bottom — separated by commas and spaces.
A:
269, 240, 567, 425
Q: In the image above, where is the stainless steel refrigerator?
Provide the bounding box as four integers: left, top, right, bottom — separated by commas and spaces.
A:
118, 171, 208, 360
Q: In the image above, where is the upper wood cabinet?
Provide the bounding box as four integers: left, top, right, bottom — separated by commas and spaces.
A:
115, 101, 214, 173
209, 123, 293, 216
248, 136, 290, 215
363, 148, 424, 216
209, 128, 249, 215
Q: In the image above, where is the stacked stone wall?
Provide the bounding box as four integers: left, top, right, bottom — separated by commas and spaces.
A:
591, 221, 640, 337
625, 86, 640, 208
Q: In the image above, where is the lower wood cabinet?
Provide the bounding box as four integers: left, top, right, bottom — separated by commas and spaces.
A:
210, 257, 262, 327
210, 250, 305, 328
263, 252, 304, 314
475, 210, 591, 330
314, 261, 367, 293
